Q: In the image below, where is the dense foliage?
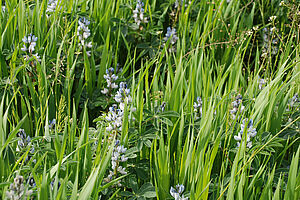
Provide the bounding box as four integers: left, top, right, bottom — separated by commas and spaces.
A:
0, 0, 299, 199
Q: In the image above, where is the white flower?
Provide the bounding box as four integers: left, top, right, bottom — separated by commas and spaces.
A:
101, 88, 109, 94
106, 124, 113, 132
121, 155, 128, 162
279, 1, 284, 6
234, 132, 242, 141
269, 16, 277, 22
270, 27, 277, 32
6, 175, 33, 200
115, 91, 123, 102
102, 68, 119, 96
117, 166, 127, 175
21, 45, 27, 52
253, 26, 259, 31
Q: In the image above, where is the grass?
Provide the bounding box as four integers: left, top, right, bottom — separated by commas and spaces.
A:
0, 0, 299, 199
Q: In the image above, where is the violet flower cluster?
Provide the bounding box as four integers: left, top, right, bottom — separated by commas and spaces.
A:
16, 129, 35, 161
77, 17, 92, 56
115, 82, 133, 111
261, 27, 279, 58
286, 93, 299, 111
193, 97, 202, 119
46, 0, 58, 13
174, 0, 191, 8
133, 0, 148, 26
6, 175, 32, 200
104, 140, 128, 186
104, 81, 134, 140
105, 105, 124, 133
49, 119, 56, 131
160, 102, 166, 112
234, 119, 257, 148
101, 67, 119, 96
170, 184, 188, 200
230, 94, 245, 120
258, 77, 267, 90
21, 34, 41, 62
163, 27, 179, 52
50, 178, 61, 191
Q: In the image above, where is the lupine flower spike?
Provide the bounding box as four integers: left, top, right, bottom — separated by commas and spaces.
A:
77, 17, 92, 56
170, 184, 188, 200
261, 27, 279, 58
46, 0, 58, 13
234, 119, 257, 148
104, 140, 128, 187
101, 67, 118, 95
6, 175, 32, 200
286, 94, 299, 111
163, 27, 179, 52
133, 0, 148, 26
174, 0, 191, 8
16, 129, 35, 162
21, 34, 41, 62
258, 76, 266, 90
115, 82, 133, 111
193, 97, 202, 119
230, 94, 245, 120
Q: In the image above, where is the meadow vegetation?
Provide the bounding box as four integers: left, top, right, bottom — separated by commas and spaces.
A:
0, 0, 299, 199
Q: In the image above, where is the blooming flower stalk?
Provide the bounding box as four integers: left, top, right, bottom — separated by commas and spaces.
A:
104, 82, 134, 137
163, 27, 179, 52
105, 105, 124, 133
133, 0, 148, 26
261, 27, 279, 57
16, 129, 34, 153
115, 82, 133, 111
16, 129, 35, 162
21, 34, 41, 62
77, 17, 92, 56
286, 93, 299, 111
174, 0, 191, 8
234, 119, 257, 148
46, 0, 58, 13
101, 67, 119, 95
170, 184, 188, 200
6, 175, 32, 200
193, 97, 202, 119
230, 94, 245, 120
104, 140, 128, 186
258, 77, 266, 90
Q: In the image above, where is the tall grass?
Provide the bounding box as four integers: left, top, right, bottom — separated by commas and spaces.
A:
0, 0, 299, 199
